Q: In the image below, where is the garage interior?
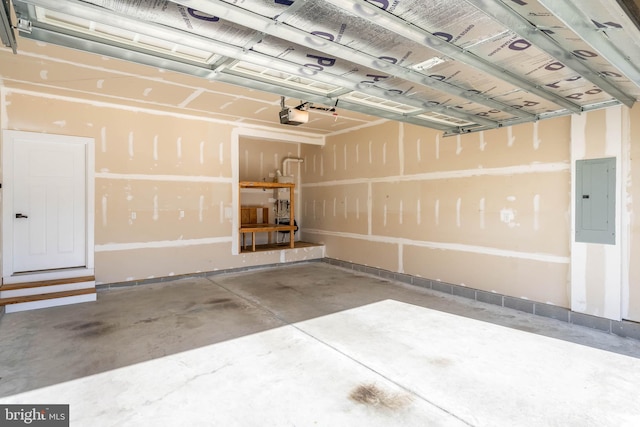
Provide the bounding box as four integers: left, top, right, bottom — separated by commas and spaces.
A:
1, 0, 640, 424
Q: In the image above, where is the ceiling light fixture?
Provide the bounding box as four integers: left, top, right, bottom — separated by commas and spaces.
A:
411, 57, 447, 71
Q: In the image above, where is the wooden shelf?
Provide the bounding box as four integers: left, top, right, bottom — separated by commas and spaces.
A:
239, 181, 295, 252
0, 288, 96, 306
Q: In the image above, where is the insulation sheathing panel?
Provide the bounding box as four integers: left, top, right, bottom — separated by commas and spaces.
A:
496, 0, 640, 103
83, 0, 257, 46
75, 0, 563, 118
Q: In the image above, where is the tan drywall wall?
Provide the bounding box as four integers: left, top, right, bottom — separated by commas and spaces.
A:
628, 106, 640, 321
3, 91, 233, 283
239, 137, 300, 182
368, 173, 569, 254
301, 118, 572, 307
306, 234, 400, 273
0, 38, 374, 135
302, 121, 401, 183
402, 246, 569, 303
1, 89, 317, 284
570, 107, 629, 321
303, 183, 369, 235
403, 121, 569, 174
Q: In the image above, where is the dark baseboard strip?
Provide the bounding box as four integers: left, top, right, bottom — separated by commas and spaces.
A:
90, 256, 640, 342
322, 257, 640, 342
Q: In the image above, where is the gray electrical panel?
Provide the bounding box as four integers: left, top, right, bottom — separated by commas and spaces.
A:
575, 157, 616, 245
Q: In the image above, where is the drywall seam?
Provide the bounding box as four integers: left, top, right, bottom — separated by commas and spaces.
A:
128, 131, 134, 158
324, 117, 389, 137
621, 106, 632, 319
95, 172, 233, 183
605, 106, 623, 320
0, 86, 7, 128
4, 87, 323, 140
302, 162, 570, 187
95, 237, 232, 252
231, 129, 240, 255
10, 49, 276, 104
333, 145, 337, 170
179, 89, 205, 108
5, 79, 242, 121
367, 182, 373, 235
399, 122, 405, 176
533, 122, 541, 150
507, 127, 515, 147
571, 113, 587, 160
343, 145, 347, 171
604, 243, 621, 320
101, 196, 108, 227
304, 228, 570, 264
606, 106, 622, 157
233, 126, 324, 146
571, 243, 588, 312
153, 135, 159, 161
100, 127, 107, 153
570, 113, 588, 313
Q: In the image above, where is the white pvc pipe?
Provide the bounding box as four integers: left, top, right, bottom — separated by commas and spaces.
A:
282, 157, 304, 176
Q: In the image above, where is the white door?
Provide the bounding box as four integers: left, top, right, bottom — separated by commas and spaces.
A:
11, 134, 86, 273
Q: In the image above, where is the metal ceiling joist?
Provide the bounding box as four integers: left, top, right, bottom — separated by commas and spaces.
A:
171, 0, 535, 121
273, 0, 308, 22
16, 0, 225, 60
203, 72, 471, 132
224, 62, 486, 128
18, 19, 464, 133
443, 98, 623, 137
218, 70, 483, 132
23, 24, 454, 131
209, 56, 234, 73
0, 0, 17, 53
22, 25, 219, 78
16, 0, 497, 129
463, 0, 636, 108
537, 0, 640, 88
322, 0, 583, 114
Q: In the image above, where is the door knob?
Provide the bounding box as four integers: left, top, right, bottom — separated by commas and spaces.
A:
15, 213, 28, 219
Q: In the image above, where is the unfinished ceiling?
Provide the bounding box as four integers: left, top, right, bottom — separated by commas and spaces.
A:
3, 0, 640, 135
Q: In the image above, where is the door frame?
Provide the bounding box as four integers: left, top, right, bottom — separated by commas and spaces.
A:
2, 130, 95, 284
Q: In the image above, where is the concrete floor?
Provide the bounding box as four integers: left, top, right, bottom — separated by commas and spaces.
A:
1, 262, 639, 425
